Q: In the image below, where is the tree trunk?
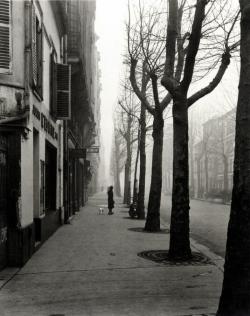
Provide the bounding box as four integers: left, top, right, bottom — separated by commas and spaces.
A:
115, 168, 121, 197
114, 135, 121, 197
127, 179, 131, 205
223, 154, 229, 192
217, 5, 250, 314
137, 104, 146, 219
197, 158, 201, 198
169, 98, 191, 259
144, 110, 164, 232
123, 162, 128, 204
205, 152, 209, 197
123, 114, 132, 205
132, 129, 140, 204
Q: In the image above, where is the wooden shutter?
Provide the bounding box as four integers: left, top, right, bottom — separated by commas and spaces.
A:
0, 0, 11, 73
31, 5, 37, 86
50, 51, 57, 116
36, 24, 43, 97
56, 64, 71, 120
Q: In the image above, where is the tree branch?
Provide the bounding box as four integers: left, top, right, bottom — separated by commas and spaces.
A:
151, 73, 160, 108
180, 0, 207, 93
118, 100, 140, 122
129, 58, 155, 115
187, 50, 231, 107
161, 0, 179, 95
160, 92, 172, 111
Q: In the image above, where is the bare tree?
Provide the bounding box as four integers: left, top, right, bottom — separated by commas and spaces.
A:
161, 0, 239, 259
127, 0, 185, 231
116, 83, 140, 205
111, 127, 126, 197
217, 2, 250, 314
119, 68, 151, 218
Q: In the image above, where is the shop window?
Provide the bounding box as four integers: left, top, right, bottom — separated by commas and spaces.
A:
31, 6, 43, 99
0, 0, 12, 73
45, 141, 57, 211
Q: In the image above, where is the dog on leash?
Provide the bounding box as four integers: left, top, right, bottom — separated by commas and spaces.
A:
98, 207, 104, 215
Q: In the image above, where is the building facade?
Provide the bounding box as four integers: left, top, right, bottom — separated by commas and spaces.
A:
193, 108, 236, 200
0, 0, 100, 270
64, 0, 100, 222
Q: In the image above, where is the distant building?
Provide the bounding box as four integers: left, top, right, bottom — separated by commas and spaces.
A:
161, 108, 236, 202
193, 108, 236, 200
65, 0, 100, 222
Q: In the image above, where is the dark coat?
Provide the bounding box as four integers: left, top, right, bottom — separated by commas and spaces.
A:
108, 190, 114, 209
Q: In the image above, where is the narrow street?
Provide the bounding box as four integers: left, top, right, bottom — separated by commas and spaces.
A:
161, 195, 230, 258
0, 193, 222, 316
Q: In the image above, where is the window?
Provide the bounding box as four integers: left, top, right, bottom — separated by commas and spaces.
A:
31, 6, 43, 98
0, 0, 12, 73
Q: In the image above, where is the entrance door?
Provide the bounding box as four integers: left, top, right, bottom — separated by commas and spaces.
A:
0, 135, 7, 269
45, 141, 57, 211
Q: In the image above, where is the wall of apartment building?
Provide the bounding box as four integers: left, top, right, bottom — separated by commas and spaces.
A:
0, 0, 67, 268
193, 109, 236, 199
65, 0, 100, 210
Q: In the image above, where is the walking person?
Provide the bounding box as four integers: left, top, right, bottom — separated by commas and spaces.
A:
107, 186, 115, 215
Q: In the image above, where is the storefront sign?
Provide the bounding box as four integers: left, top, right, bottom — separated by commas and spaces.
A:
87, 146, 99, 153
70, 148, 86, 158
32, 105, 40, 121
32, 105, 58, 140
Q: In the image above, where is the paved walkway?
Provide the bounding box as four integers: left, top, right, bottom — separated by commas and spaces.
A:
0, 193, 224, 316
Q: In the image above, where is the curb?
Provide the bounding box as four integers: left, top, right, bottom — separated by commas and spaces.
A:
0, 267, 20, 290
160, 217, 225, 272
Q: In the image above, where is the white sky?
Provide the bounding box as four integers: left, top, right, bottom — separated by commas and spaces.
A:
95, 0, 127, 181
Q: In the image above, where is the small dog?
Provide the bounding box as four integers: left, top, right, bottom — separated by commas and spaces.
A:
98, 207, 104, 215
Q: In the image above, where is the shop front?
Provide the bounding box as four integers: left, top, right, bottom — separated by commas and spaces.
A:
32, 104, 63, 245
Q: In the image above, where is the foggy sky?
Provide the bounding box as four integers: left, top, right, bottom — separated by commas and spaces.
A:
95, 0, 239, 185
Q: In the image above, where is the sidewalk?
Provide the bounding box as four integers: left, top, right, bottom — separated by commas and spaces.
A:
0, 193, 223, 316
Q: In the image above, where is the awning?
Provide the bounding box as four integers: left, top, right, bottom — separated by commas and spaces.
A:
0, 111, 30, 136
0, 124, 30, 135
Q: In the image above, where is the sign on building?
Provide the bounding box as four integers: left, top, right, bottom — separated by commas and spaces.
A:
87, 147, 99, 153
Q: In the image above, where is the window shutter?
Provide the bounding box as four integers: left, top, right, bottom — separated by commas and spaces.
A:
0, 0, 11, 73
31, 5, 37, 86
36, 24, 43, 97
56, 64, 71, 120
50, 52, 57, 116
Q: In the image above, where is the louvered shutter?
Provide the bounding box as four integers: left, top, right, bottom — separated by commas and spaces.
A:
56, 64, 71, 120
0, 0, 11, 73
36, 24, 43, 97
31, 5, 37, 86
50, 52, 57, 116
